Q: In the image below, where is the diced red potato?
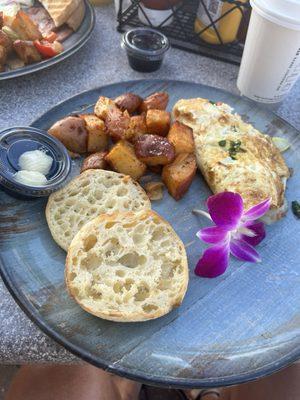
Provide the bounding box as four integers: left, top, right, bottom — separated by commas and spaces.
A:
134, 134, 175, 166
48, 116, 88, 154
81, 151, 108, 173
105, 108, 131, 142
167, 121, 195, 155
125, 115, 148, 143
146, 109, 171, 136
162, 153, 197, 200
138, 92, 169, 113
114, 93, 143, 114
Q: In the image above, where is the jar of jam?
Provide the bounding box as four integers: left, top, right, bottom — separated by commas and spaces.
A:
121, 28, 170, 72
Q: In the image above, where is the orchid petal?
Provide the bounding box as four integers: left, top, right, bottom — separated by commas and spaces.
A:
241, 221, 266, 246
230, 239, 261, 263
195, 242, 230, 278
243, 198, 271, 221
207, 192, 244, 229
196, 226, 229, 244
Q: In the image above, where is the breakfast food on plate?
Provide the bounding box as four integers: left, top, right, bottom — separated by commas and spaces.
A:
162, 153, 197, 200
0, 0, 85, 72
79, 114, 108, 153
167, 121, 195, 155
46, 91, 196, 200
114, 93, 143, 114
48, 116, 88, 154
46, 169, 151, 251
65, 210, 189, 322
134, 134, 175, 166
105, 141, 147, 181
138, 92, 169, 113
146, 109, 171, 136
173, 98, 290, 220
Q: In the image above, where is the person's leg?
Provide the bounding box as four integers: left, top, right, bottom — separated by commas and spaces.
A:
223, 363, 300, 400
5, 363, 141, 400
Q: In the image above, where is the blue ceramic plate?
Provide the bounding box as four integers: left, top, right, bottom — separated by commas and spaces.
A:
0, 80, 300, 388
0, 0, 95, 81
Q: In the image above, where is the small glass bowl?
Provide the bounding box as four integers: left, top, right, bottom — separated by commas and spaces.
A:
0, 127, 71, 199
122, 28, 170, 72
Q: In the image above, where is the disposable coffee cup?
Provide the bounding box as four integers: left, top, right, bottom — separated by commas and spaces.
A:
237, 0, 300, 103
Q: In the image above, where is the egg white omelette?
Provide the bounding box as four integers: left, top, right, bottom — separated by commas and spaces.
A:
173, 98, 290, 222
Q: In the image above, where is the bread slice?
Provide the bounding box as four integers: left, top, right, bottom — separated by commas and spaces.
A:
39, 0, 82, 27
66, 0, 85, 31
66, 210, 189, 322
46, 170, 151, 251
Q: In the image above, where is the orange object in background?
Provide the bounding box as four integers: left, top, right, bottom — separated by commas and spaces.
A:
194, 0, 248, 44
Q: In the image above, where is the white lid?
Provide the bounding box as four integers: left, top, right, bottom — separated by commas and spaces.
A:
251, 0, 300, 30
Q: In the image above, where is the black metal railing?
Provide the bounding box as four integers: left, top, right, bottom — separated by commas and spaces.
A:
117, 0, 251, 65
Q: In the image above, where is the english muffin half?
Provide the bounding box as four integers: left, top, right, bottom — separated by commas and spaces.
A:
46, 169, 151, 251
66, 210, 189, 322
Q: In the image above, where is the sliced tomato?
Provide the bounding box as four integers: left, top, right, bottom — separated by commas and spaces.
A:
33, 40, 63, 58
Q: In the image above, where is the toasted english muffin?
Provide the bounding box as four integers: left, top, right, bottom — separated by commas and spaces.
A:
66, 210, 189, 322
46, 169, 151, 251
39, 0, 82, 27
173, 98, 290, 221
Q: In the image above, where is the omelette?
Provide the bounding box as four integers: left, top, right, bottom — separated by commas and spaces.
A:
173, 98, 290, 222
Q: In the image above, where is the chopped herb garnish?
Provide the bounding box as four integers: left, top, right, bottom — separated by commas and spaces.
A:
292, 201, 300, 219
209, 100, 216, 105
218, 140, 227, 147
232, 126, 238, 132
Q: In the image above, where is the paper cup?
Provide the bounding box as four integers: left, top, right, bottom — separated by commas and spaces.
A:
237, 0, 300, 103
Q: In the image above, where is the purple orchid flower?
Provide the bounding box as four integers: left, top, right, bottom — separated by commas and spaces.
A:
194, 192, 271, 278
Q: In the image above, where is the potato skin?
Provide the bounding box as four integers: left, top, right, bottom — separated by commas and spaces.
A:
125, 115, 148, 143
105, 108, 130, 142
139, 92, 169, 113
146, 109, 170, 136
162, 153, 197, 200
167, 121, 195, 155
134, 134, 175, 166
115, 93, 143, 114
0, 31, 13, 52
79, 114, 109, 153
48, 116, 88, 154
81, 151, 108, 173
94, 96, 117, 120
105, 140, 147, 181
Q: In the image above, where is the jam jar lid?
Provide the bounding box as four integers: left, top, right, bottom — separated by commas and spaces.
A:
122, 28, 170, 60
0, 126, 71, 198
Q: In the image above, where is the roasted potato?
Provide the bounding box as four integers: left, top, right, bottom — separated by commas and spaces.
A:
94, 96, 117, 120
81, 151, 108, 173
13, 40, 42, 64
105, 140, 147, 181
79, 114, 109, 153
167, 121, 195, 155
146, 109, 171, 136
125, 115, 148, 143
134, 135, 175, 166
0, 45, 6, 65
139, 92, 169, 113
0, 31, 13, 53
48, 116, 88, 154
11, 10, 42, 41
105, 108, 130, 142
162, 153, 197, 200
115, 93, 143, 114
